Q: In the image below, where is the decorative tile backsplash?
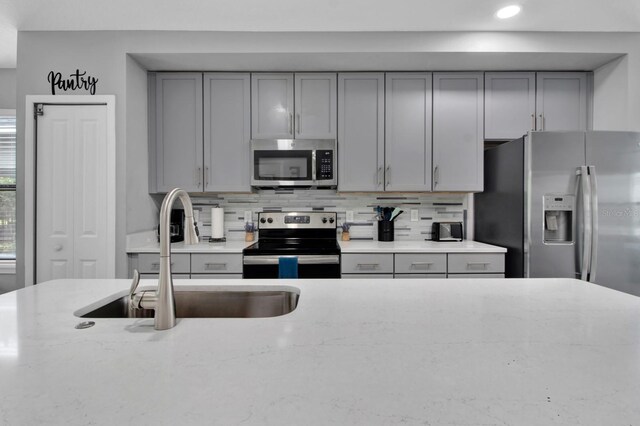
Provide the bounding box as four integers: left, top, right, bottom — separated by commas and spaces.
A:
183, 190, 468, 241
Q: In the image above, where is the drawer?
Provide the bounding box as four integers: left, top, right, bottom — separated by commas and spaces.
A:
342, 253, 394, 274
341, 274, 394, 279
136, 253, 190, 274
447, 253, 505, 274
394, 254, 446, 274
394, 273, 446, 279
190, 273, 243, 279
447, 273, 505, 279
191, 253, 242, 274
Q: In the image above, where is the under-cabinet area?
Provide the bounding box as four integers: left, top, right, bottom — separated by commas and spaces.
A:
148, 71, 590, 195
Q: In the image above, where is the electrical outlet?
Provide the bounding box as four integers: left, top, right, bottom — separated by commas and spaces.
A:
411, 209, 419, 222
244, 211, 252, 223
346, 211, 354, 222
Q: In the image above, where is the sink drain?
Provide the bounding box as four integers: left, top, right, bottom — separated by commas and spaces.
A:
75, 321, 95, 329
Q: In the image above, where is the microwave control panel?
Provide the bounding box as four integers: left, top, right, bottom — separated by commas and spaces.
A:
316, 150, 334, 180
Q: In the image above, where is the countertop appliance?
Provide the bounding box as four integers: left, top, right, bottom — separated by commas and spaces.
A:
250, 139, 337, 188
156, 209, 184, 243
433, 222, 463, 242
243, 211, 341, 278
475, 131, 640, 296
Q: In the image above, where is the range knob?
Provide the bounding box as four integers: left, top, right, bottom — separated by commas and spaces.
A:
322, 217, 328, 224
260, 217, 266, 224
329, 218, 335, 224
267, 218, 273, 224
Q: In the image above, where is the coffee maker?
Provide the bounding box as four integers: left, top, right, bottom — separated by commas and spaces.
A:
157, 209, 185, 243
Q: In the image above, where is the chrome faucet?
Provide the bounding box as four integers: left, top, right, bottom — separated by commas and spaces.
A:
129, 188, 199, 330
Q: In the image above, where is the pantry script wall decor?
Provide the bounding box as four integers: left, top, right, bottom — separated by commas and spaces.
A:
47, 69, 98, 95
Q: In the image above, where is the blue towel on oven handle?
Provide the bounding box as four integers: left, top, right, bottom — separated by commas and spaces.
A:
278, 256, 298, 279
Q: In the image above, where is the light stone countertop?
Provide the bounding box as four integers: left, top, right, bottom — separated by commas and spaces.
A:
1, 277, 639, 425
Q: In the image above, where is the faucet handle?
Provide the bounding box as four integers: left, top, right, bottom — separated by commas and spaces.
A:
129, 269, 141, 300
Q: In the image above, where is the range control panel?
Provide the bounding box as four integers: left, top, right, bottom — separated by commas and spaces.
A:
315, 150, 334, 180
258, 211, 337, 229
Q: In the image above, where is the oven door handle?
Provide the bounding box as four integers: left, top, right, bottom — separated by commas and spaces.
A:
243, 255, 340, 265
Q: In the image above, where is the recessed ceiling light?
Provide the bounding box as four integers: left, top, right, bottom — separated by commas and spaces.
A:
496, 5, 521, 19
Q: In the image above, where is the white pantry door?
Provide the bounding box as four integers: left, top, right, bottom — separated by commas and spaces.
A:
36, 104, 111, 283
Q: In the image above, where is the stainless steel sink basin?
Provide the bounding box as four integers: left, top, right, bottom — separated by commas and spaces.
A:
77, 287, 299, 319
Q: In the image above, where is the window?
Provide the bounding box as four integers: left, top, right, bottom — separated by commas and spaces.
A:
0, 112, 16, 260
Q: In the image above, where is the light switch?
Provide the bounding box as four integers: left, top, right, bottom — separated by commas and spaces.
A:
411, 209, 419, 222
244, 211, 252, 223
346, 211, 354, 222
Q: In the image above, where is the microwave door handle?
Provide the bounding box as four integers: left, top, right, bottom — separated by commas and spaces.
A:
312, 150, 317, 182
588, 166, 598, 282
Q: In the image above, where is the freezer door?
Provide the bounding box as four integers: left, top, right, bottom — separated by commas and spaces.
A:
586, 131, 640, 296
527, 131, 586, 278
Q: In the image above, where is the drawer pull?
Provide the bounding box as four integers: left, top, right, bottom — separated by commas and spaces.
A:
410, 262, 433, 269
204, 262, 227, 270
466, 262, 490, 270
150, 262, 174, 269
356, 263, 380, 270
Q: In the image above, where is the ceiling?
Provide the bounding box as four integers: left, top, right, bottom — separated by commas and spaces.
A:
1, 0, 639, 68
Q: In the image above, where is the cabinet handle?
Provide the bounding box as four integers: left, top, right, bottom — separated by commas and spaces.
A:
204, 262, 227, 270
205, 166, 209, 188
288, 112, 293, 135
410, 262, 433, 269
434, 166, 439, 188
531, 113, 536, 131
296, 113, 301, 134
151, 262, 174, 269
466, 262, 490, 270
539, 114, 544, 131
377, 166, 383, 186
196, 167, 202, 188
356, 263, 380, 270
385, 165, 390, 187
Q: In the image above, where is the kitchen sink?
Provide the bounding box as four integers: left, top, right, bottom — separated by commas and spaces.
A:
76, 287, 300, 319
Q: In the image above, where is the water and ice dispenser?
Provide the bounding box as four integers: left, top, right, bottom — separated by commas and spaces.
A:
543, 195, 574, 244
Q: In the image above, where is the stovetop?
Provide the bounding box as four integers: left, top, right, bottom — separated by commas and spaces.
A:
243, 238, 341, 256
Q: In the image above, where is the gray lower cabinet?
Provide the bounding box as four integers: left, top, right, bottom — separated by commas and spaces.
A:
448, 274, 505, 278
342, 253, 394, 275
394, 274, 447, 279
128, 253, 243, 279
385, 73, 433, 191
433, 73, 484, 192
536, 72, 588, 131
394, 253, 446, 274
337, 73, 385, 191
447, 253, 505, 275
149, 73, 203, 193
203, 73, 251, 192
342, 274, 394, 279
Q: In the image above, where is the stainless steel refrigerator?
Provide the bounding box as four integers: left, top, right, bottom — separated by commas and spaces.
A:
475, 131, 640, 296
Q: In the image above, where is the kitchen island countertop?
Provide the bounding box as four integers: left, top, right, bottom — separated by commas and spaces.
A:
1, 277, 639, 425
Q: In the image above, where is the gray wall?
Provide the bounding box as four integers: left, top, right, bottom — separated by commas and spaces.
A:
14, 30, 640, 287
0, 68, 16, 109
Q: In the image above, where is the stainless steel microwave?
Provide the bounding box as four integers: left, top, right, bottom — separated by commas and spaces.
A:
250, 139, 337, 188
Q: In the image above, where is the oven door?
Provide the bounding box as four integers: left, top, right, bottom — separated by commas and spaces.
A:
243, 254, 341, 279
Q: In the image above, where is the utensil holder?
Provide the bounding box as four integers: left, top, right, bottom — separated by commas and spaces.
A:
378, 221, 394, 242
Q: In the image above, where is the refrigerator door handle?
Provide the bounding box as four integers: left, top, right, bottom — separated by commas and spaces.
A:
577, 166, 592, 281
588, 165, 598, 282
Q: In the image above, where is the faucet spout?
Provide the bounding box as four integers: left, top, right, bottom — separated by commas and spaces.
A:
153, 188, 199, 330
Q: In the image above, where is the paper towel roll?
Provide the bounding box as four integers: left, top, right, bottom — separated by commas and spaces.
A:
211, 207, 224, 239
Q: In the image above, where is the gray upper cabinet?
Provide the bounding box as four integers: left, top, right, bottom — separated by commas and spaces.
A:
536, 72, 588, 131
484, 72, 536, 140
384, 73, 433, 192
203, 73, 251, 192
295, 73, 337, 139
151, 73, 203, 193
337, 73, 385, 191
251, 72, 336, 140
251, 73, 294, 139
433, 73, 484, 192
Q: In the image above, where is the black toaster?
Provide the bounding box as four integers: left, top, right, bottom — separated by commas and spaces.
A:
432, 222, 463, 242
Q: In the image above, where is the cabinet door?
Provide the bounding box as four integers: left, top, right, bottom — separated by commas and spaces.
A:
484, 72, 536, 140
384, 73, 432, 191
294, 73, 337, 139
154, 73, 203, 193
536, 72, 587, 131
433, 73, 484, 192
251, 73, 294, 139
337, 73, 385, 191
203, 73, 251, 192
